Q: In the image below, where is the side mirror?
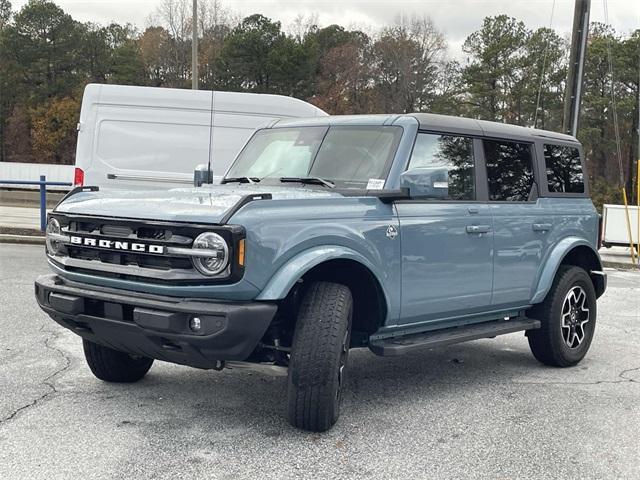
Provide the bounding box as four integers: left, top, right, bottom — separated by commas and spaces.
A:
399, 168, 449, 199
194, 164, 213, 187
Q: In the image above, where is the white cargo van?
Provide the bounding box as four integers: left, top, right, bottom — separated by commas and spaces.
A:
73, 84, 327, 189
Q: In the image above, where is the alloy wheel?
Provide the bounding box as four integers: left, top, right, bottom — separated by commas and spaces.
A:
561, 286, 590, 349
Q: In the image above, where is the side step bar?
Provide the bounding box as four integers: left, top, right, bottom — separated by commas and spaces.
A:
369, 318, 540, 356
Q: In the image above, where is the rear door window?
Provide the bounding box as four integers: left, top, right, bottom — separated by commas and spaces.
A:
543, 144, 584, 193
483, 140, 535, 201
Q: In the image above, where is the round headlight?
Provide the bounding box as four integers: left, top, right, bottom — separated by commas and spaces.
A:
191, 232, 229, 276
45, 218, 63, 255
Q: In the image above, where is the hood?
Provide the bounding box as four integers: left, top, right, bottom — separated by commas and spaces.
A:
55, 184, 344, 224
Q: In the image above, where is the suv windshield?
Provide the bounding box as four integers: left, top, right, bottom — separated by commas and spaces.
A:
225, 125, 402, 189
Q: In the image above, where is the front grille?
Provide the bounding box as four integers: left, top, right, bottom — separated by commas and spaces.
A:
48, 214, 244, 285
67, 220, 192, 245
67, 246, 193, 270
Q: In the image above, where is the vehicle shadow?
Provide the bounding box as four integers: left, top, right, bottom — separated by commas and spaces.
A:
107, 336, 542, 436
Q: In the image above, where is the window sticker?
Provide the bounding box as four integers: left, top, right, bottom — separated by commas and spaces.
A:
366, 178, 385, 190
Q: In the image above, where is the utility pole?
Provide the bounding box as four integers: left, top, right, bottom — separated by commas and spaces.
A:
192, 0, 198, 90
563, 0, 591, 137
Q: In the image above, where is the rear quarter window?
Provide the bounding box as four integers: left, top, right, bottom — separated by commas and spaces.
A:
543, 144, 584, 194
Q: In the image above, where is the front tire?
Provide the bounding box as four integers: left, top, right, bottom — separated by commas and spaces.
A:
527, 265, 597, 367
287, 281, 353, 432
83, 339, 154, 382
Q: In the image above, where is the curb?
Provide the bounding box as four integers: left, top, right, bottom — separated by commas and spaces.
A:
0, 234, 45, 245
602, 260, 638, 271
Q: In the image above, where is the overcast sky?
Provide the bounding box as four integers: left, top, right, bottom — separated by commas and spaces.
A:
10, 0, 640, 60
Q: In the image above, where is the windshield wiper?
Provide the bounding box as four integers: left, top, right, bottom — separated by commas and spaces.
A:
221, 176, 260, 184
279, 177, 335, 188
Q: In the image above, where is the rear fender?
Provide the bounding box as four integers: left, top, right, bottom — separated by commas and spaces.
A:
531, 237, 603, 304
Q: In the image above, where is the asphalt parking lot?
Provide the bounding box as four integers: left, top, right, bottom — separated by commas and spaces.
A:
1, 243, 638, 480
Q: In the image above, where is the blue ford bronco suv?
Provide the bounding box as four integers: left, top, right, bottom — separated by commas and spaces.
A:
36, 113, 606, 432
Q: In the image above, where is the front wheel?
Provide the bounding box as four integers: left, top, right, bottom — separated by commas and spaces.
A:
83, 339, 154, 382
287, 281, 353, 432
527, 265, 597, 367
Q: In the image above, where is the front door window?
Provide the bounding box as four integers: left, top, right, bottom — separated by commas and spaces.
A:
409, 133, 475, 200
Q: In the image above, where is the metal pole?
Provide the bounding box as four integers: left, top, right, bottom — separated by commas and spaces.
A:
192, 0, 198, 90
636, 158, 639, 266
39, 175, 46, 232
562, 0, 591, 137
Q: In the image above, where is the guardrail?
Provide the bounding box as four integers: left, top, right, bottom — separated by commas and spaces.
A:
0, 176, 73, 231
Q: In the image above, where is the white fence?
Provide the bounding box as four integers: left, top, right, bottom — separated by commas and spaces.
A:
0, 162, 74, 191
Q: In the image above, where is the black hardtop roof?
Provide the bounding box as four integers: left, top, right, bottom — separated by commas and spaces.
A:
410, 113, 578, 143
272, 112, 579, 144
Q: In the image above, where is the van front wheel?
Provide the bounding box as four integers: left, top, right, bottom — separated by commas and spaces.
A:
287, 281, 353, 432
527, 265, 597, 367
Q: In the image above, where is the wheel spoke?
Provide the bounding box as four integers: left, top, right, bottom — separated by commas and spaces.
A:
560, 286, 590, 349
562, 297, 572, 315
576, 290, 586, 308
574, 324, 585, 345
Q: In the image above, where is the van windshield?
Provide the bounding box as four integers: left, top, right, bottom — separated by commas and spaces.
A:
225, 125, 402, 189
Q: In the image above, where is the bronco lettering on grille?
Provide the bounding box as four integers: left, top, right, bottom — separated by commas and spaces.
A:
69, 236, 165, 254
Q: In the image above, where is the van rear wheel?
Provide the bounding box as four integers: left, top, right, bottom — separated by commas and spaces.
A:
287, 281, 353, 432
527, 265, 597, 367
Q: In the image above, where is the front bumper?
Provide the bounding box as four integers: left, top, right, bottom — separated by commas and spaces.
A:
35, 274, 277, 369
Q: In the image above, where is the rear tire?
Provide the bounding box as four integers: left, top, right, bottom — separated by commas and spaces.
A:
527, 265, 597, 367
287, 281, 353, 432
83, 339, 154, 382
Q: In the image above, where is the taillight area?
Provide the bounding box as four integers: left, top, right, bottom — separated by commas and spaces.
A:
73, 167, 84, 186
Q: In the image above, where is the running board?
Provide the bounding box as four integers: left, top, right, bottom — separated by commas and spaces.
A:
369, 318, 541, 356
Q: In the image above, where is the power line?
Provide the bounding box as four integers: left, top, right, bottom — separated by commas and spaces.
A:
603, 0, 624, 187
533, 0, 556, 129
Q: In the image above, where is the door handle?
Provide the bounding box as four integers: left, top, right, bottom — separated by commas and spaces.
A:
532, 223, 552, 232
466, 225, 491, 234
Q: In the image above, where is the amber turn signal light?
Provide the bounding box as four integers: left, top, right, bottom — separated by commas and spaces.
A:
238, 239, 245, 266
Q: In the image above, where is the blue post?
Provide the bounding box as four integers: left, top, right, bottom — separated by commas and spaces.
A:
40, 175, 46, 232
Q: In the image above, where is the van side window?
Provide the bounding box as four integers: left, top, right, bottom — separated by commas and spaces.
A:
483, 140, 534, 201
544, 144, 584, 193
408, 133, 475, 200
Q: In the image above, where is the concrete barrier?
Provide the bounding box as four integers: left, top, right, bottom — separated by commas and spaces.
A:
0, 162, 73, 191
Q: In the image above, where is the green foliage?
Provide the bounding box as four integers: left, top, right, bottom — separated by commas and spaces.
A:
30, 95, 80, 163
590, 176, 623, 213
372, 17, 445, 113
215, 14, 311, 96
0, 0, 637, 213
4, 0, 83, 103
138, 26, 172, 86
0, 0, 11, 29
580, 22, 638, 200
